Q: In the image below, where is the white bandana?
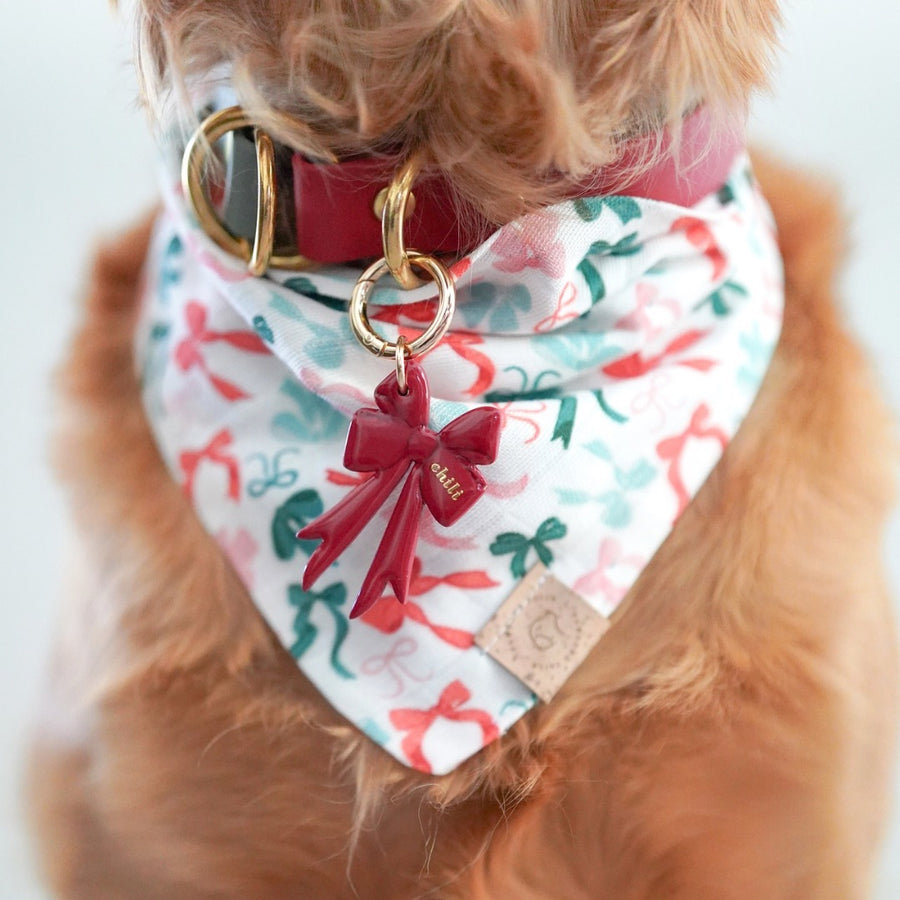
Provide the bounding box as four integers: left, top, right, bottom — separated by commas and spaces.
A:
137, 156, 783, 774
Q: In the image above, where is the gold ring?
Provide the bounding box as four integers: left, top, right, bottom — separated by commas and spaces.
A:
181, 106, 313, 273
349, 254, 455, 358
382, 155, 424, 289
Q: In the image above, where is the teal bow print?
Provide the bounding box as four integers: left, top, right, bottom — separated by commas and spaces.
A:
490, 517, 568, 577
535, 332, 624, 373
574, 195, 642, 225
576, 234, 644, 307
556, 440, 656, 528
158, 234, 184, 302
272, 489, 324, 559
553, 391, 627, 448
737, 322, 773, 390
251, 314, 274, 344
460, 282, 533, 332
484, 368, 584, 450
287, 582, 354, 679
268, 294, 347, 368
697, 279, 748, 317
281, 276, 346, 311
552, 395, 577, 448
485, 367, 625, 449
484, 365, 562, 403
716, 182, 736, 205
271, 379, 345, 443
246, 449, 299, 498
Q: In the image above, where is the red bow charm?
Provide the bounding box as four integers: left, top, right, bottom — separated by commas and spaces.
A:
298, 361, 501, 618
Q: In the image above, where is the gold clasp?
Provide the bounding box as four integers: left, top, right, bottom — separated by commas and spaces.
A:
349, 253, 455, 360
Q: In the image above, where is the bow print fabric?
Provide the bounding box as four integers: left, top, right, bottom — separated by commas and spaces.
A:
136, 155, 783, 774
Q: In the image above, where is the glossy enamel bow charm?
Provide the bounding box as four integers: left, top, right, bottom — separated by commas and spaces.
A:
298, 360, 501, 618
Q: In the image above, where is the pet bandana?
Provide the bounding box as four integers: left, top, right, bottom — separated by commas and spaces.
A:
137, 155, 783, 774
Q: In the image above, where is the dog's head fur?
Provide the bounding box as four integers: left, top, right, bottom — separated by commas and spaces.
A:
132, 0, 779, 221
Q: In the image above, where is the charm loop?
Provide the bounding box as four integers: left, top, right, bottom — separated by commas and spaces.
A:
182, 106, 314, 274
382, 154, 425, 289
395, 336, 410, 395
349, 253, 455, 359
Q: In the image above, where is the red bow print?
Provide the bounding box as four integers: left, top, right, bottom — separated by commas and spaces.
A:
389, 680, 499, 772
179, 428, 241, 501
361, 557, 498, 648
174, 300, 269, 401
672, 217, 727, 281
602, 328, 714, 380
371, 303, 494, 397
441, 332, 496, 398
363, 600, 474, 648
325, 469, 372, 488
299, 362, 501, 618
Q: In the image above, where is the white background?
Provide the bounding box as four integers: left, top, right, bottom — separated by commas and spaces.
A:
0, 1, 897, 896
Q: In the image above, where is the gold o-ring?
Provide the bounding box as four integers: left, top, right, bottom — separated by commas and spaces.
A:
349, 253, 455, 359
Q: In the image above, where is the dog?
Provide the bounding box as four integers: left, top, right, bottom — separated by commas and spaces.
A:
28, 1, 899, 897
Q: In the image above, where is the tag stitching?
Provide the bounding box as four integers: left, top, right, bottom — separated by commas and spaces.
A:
479, 568, 549, 654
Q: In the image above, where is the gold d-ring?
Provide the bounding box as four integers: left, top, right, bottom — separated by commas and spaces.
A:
349, 254, 455, 359
382, 154, 424, 289
249, 129, 276, 275
181, 106, 313, 273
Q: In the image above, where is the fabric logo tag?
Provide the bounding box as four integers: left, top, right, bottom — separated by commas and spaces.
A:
475, 564, 610, 702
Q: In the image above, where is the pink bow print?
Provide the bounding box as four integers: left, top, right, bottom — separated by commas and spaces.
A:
656, 404, 728, 518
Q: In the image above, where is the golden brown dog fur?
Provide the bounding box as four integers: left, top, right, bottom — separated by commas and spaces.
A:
28, 1, 898, 897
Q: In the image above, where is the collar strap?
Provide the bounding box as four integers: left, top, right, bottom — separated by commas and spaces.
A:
222, 107, 741, 266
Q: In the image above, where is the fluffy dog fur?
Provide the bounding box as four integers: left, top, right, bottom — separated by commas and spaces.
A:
29, 1, 899, 897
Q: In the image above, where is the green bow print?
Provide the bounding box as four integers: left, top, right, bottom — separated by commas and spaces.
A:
287, 582, 354, 680
490, 516, 568, 577
272, 488, 324, 559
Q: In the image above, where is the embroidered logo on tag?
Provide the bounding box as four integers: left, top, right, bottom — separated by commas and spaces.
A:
475, 563, 610, 702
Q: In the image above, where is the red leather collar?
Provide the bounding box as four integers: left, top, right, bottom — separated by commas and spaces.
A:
245, 107, 741, 265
